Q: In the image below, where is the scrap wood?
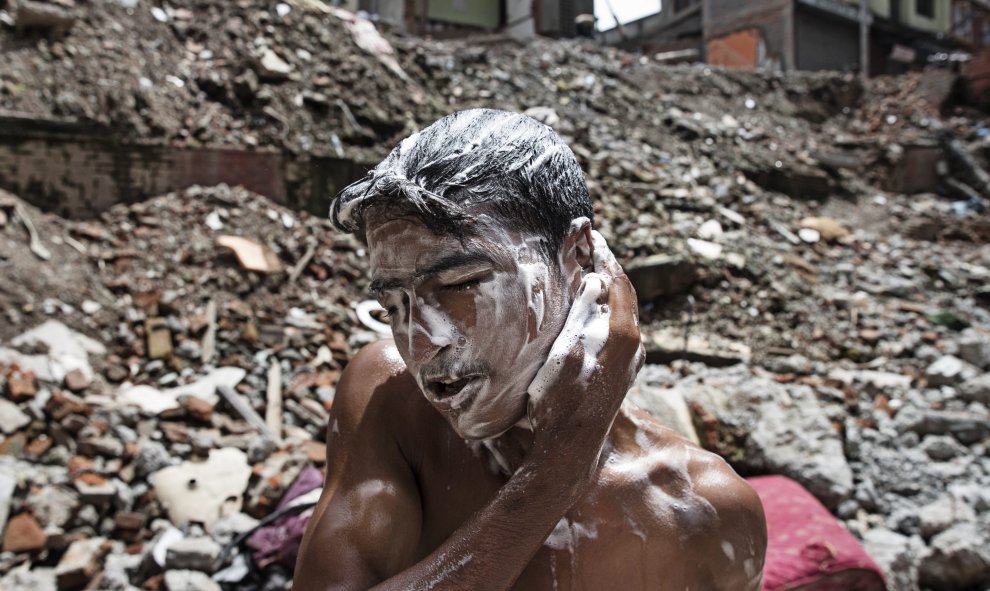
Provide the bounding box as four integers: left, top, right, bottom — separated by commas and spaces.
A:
217, 384, 279, 443
12, 202, 51, 261
201, 300, 217, 365
287, 240, 317, 284
265, 359, 283, 440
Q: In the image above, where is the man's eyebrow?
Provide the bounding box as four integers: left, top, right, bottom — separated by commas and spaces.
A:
415, 251, 494, 281
368, 277, 404, 298
368, 251, 493, 298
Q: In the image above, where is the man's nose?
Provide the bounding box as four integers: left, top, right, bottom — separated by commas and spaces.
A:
406, 300, 455, 365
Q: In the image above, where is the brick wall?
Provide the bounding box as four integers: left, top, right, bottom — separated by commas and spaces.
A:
0, 114, 368, 219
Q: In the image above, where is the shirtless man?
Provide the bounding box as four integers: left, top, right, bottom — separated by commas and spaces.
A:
295, 109, 767, 590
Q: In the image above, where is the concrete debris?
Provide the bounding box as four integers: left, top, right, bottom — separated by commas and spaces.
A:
256, 48, 293, 80
671, 365, 853, 510
165, 536, 222, 572
0, 566, 57, 591
958, 372, 990, 404
918, 494, 978, 539
799, 216, 850, 241
0, 399, 31, 434
624, 382, 699, 445
624, 255, 700, 302
150, 448, 252, 528
163, 569, 222, 591
54, 537, 109, 590
919, 522, 990, 590
861, 528, 925, 591
925, 355, 978, 386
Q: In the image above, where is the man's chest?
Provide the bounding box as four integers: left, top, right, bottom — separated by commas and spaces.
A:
412, 450, 691, 590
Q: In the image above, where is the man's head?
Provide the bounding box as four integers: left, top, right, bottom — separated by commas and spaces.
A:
330, 109, 595, 439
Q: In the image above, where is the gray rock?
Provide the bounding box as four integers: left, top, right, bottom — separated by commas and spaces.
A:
926, 355, 977, 387
919, 522, 990, 589
958, 373, 990, 404
246, 436, 277, 464
918, 494, 977, 538
256, 49, 292, 80
163, 570, 221, 591
27, 485, 80, 528
134, 440, 172, 478
625, 382, 699, 444
672, 365, 852, 508
862, 527, 925, 591
958, 328, 990, 369
74, 478, 117, 506
624, 254, 700, 301
77, 435, 124, 458
895, 407, 990, 444
208, 512, 259, 546
920, 435, 967, 461
100, 550, 142, 590
828, 368, 913, 391
165, 536, 221, 573
948, 482, 990, 512
0, 399, 30, 434
0, 566, 57, 591
0, 465, 16, 536
73, 504, 100, 528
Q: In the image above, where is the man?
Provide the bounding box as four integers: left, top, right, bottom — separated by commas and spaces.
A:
295, 109, 767, 590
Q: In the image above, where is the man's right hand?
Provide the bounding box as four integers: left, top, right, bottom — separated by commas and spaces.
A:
525, 230, 645, 500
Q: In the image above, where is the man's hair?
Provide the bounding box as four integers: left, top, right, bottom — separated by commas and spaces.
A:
329, 108, 593, 258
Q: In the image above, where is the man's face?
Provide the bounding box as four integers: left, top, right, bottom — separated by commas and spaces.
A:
366, 211, 570, 440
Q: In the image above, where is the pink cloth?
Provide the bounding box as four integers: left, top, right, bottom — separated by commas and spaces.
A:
749, 475, 886, 591
247, 466, 323, 569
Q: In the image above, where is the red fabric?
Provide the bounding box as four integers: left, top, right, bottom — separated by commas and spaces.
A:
748, 476, 886, 591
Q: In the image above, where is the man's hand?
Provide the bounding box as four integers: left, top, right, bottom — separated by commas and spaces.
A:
526, 230, 645, 498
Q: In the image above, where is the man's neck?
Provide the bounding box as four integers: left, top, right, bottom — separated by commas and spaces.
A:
472, 417, 535, 478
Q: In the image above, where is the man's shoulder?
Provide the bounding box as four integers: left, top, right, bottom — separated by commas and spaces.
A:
594, 406, 767, 588
333, 340, 422, 425
342, 339, 410, 386
608, 406, 763, 520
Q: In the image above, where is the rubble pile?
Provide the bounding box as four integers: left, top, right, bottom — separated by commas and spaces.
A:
0, 0, 434, 157
0, 1, 989, 589
0, 185, 385, 589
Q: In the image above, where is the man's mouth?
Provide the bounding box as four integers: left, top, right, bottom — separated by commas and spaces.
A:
426, 374, 477, 397
424, 374, 484, 410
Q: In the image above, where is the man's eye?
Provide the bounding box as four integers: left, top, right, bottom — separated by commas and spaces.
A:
445, 278, 481, 292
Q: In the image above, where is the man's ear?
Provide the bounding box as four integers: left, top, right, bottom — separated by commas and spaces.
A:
558, 218, 594, 292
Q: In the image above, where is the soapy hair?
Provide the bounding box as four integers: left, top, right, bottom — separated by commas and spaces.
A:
329, 108, 593, 259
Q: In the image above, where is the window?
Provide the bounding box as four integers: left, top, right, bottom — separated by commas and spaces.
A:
916, 0, 935, 19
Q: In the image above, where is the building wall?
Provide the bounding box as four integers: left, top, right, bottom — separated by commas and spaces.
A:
505, 0, 536, 38
704, 0, 791, 69
358, 0, 405, 27
599, 3, 702, 51
838, 0, 892, 18
539, 0, 594, 37
0, 116, 365, 219
796, 7, 861, 70
900, 0, 952, 32
423, 0, 501, 30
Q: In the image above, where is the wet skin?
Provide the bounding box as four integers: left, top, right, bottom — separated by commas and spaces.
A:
295, 213, 767, 590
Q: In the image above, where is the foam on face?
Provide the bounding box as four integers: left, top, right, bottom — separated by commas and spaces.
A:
447, 223, 561, 438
